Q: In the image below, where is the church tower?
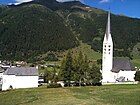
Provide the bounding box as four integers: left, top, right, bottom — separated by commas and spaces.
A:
102, 11, 113, 83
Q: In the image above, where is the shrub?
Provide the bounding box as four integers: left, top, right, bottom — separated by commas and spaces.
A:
134, 71, 140, 82
47, 83, 62, 88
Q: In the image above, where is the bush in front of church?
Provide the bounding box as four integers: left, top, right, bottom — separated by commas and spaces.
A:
47, 83, 62, 88
134, 71, 140, 82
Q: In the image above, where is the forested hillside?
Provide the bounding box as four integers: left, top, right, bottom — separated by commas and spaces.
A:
0, 0, 140, 62
0, 3, 79, 61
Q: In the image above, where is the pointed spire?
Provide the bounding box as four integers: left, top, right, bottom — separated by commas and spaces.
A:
105, 11, 111, 39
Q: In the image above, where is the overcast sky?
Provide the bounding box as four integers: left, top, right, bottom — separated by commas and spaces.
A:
0, 0, 140, 18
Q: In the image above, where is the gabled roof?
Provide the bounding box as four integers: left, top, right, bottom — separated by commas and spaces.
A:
3, 67, 38, 76
111, 58, 135, 73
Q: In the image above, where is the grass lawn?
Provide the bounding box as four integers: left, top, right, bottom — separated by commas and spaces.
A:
0, 84, 140, 105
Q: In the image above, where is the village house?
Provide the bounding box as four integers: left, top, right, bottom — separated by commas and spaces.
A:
0, 67, 38, 91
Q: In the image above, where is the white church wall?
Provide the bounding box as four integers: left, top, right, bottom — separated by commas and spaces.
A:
102, 70, 114, 83
102, 37, 113, 83
109, 72, 117, 82
118, 71, 136, 81
2, 75, 16, 90
14, 76, 38, 89
2, 75, 38, 90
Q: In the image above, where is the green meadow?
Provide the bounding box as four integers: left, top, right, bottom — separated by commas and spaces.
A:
0, 84, 140, 105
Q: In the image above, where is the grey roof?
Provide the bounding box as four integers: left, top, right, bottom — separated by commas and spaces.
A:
111, 58, 135, 73
4, 67, 38, 76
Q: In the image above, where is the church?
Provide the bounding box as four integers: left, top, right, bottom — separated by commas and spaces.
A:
102, 11, 136, 84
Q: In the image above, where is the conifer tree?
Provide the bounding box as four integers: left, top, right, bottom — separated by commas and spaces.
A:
73, 51, 89, 85
61, 50, 73, 86
60, 50, 102, 86
83, 55, 89, 84
77, 51, 85, 85
88, 64, 102, 84
72, 56, 79, 83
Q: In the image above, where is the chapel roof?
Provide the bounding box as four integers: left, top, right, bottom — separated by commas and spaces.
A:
3, 67, 38, 76
111, 58, 135, 73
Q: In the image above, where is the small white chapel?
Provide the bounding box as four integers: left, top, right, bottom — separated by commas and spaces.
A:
0, 67, 38, 91
102, 11, 136, 84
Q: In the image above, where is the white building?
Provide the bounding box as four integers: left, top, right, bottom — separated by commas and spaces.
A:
0, 67, 38, 91
102, 11, 136, 84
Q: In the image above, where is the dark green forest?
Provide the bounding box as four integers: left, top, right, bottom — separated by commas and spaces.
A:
0, 3, 79, 61
0, 0, 140, 62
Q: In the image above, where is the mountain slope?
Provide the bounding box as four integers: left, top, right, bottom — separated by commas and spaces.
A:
54, 1, 140, 58
0, 3, 79, 61
0, 0, 140, 62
